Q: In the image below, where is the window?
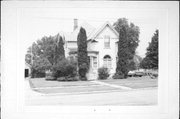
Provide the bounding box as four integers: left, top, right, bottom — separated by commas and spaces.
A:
104, 35, 110, 48
93, 56, 97, 68
103, 55, 111, 69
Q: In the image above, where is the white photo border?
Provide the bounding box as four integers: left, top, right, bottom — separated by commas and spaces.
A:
2, 1, 179, 119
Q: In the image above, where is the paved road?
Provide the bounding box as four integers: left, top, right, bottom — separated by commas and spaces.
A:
25, 80, 157, 106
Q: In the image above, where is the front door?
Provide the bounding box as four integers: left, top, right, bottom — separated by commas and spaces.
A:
87, 56, 98, 80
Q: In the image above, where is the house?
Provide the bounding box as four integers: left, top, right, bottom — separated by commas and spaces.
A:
64, 19, 119, 80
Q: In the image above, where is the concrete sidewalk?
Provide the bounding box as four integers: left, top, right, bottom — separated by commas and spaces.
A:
90, 80, 132, 90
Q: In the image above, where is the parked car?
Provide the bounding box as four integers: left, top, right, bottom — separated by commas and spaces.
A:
128, 70, 144, 77
134, 71, 144, 77
128, 71, 136, 77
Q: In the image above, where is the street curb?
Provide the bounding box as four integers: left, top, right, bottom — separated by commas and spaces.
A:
31, 84, 101, 90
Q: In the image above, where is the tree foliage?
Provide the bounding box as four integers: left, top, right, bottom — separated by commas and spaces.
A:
114, 18, 140, 59
52, 58, 77, 78
77, 27, 89, 81
25, 34, 65, 77
140, 57, 150, 69
114, 18, 140, 78
116, 26, 129, 77
140, 30, 158, 69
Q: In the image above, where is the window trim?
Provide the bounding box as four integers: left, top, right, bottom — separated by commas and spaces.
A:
104, 35, 110, 49
92, 56, 97, 69
103, 55, 112, 69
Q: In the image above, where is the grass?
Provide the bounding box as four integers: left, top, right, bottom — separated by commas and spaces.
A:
28, 76, 158, 94
36, 85, 119, 94
29, 78, 98, 88
102, 76, 158, 89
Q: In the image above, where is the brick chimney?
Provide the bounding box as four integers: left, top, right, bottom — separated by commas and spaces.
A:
73, 19, 78, 31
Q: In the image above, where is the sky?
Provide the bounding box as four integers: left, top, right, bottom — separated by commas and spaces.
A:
20, 7, 159, 58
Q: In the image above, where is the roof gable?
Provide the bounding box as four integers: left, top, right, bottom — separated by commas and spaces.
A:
64, 21, 119, 42
88, 21, 119, 40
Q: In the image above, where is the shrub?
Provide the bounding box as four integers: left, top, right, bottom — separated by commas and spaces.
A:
52, 58, 78, 79
65, 62, 77, 77
45, 70, 56, 80
78, 63, 88, 81
98, 67, 109, 80
57, 77, 66, 81
112, 72, 124, 79
57, 76, 79, 81
66, 76, 79, 81
31, 68, 46, 78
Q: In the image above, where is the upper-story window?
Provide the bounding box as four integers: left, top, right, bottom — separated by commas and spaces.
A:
104, 35, 110, 48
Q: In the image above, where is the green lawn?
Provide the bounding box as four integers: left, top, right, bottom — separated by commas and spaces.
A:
35, 85, 119, 94
29, 78, 120, 94
29, 78, 99, 88
28, 76, 157, 94
102, 76, 158, 89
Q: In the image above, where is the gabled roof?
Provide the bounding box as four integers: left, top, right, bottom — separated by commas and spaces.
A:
64, 21, 119, 42
65, 22, 95, 42
88, 21, 119, 40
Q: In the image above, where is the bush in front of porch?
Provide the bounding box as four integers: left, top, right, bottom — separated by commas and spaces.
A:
98, 67, 110, 80
112, 72, 124, 79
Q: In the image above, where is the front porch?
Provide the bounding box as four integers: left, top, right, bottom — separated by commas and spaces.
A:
68, 50, 116, 80
68, 50, 99, 80
87, 51, 99, 80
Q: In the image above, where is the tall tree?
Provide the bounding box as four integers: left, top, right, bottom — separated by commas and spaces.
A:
140, 30, 158, 69
140, 57, 150, 69
25, 34, 65, 77
114, 18, 140, 77
116, 26, 129, 77
114, 18, 140, 59
77, 27, 89, 81
54, 34, 65, 64
133, 54, 143, 70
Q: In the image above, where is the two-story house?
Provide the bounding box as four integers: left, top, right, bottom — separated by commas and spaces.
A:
64, 19, 119, 80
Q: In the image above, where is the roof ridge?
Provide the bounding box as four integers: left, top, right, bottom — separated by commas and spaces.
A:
89, 21, 119, 40
65, 21, 118, 42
